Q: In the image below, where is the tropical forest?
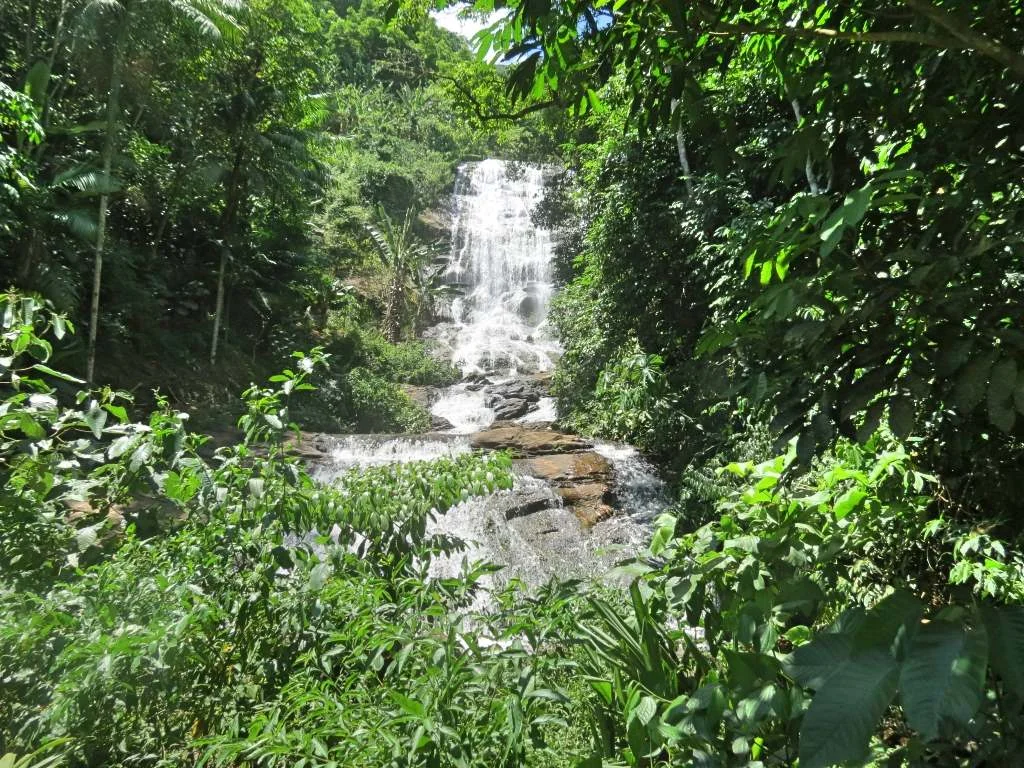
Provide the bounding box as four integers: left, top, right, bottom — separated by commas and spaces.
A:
2, 0, 1023, 766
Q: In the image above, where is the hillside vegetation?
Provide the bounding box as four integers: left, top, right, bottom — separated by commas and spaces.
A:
3, 0, 1024, 767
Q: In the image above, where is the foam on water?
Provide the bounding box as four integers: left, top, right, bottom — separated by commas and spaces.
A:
432, 160, 561, 376
312, 435, 470, 482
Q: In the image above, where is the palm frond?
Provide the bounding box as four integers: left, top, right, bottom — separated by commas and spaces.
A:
52, 167, 121, 195
51, 208, 98, 242
166, 0, 241, 41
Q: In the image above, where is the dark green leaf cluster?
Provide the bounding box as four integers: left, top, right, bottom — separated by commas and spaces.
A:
2, 294, 599, 768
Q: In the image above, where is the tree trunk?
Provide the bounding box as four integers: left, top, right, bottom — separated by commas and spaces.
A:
670, 98, 694, 196
86, 19, 128, 383
383, 276, 403, 343
18, 229, 43, 284
210, 142, 246, 366
210, 248, 228, 365
790, 98, 821, 195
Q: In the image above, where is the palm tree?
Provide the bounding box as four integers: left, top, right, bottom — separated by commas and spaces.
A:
366, 205, 445, 344
82, 0, 241, 382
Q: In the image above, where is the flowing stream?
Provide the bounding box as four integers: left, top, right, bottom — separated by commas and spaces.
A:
315, 159, 666, 596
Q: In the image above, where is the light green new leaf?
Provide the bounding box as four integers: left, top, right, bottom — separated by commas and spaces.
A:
899, 621, 988, 740
32, 363, 84, 383
833, 487, 867, 520
799, 650, 899, 768
819, 184, 873, 258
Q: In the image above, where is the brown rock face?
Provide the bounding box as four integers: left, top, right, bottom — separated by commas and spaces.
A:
470, 424, 619, 527
515, 451, 615, 528
519, 452, 613, 485
470, 426, 591, 456
555, 483, 615, 526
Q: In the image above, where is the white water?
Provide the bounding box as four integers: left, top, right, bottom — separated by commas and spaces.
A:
312, 159, 667, 598
311, 435, 471, 479
426, 160, 561, 377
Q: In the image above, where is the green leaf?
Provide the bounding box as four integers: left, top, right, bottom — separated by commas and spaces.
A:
853, 589, 924, 652
796, 428, 816, 466
981, 604, 1024, 698
103, 403, 129, 423
888, 397, 915, 440
899, 620, 988, 740
785, 633, 853, 690
819, 184, 873, 258
953, 350, 997, 413
937, 337, 974, 378
987, 355, 1017, 432
17, 412, 46, 439
833, 487, 867, 520
84, 401, 107, 439
799, 650, 899, 768
31, 363, 84, 383
392, 693, 426, 719
634, 696, 656, 726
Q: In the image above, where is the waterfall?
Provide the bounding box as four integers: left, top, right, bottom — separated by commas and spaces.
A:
428, 159, 561, 377
311, 159, 666, 599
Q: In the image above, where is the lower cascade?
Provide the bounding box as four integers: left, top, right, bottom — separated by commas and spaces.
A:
314, 159, 667, 593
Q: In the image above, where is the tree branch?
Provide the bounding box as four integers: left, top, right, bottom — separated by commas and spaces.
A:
900, 0, 1024, 78
689, 1, 1024, 77
435, 73, 560, 122
704, 20, 959, 49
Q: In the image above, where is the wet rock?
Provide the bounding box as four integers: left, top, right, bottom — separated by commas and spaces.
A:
284, 431, 332, 460
556, 483, 616, 527
516, 454, 616, 528
470, 426, 591, 456
527, 370, 553, 389
431, 415, 455, 431
402, 385, 437, 408
492, 397, 531, 420
485, 380, 543, 403
490, 490, 560, 521
520, 452, 613, 485
489, 419, 552, 431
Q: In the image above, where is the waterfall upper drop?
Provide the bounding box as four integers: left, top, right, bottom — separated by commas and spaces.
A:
431, 159, 560, 376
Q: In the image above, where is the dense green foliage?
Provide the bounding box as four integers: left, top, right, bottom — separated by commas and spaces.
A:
6, 0, 1024, 766
1, 293, 598, 766
441, 0, 1024, 764
0, 0, 554, 427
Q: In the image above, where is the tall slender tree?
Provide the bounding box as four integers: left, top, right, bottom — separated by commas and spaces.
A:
83, 0, 240, 382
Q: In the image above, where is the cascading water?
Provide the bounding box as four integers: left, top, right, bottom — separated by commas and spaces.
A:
313, 159, 667, 598
432, 159, 561, 376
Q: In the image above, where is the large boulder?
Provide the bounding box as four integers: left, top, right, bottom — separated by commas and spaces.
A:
555, 484, 615, 526
485, 379, 544, 403
430, 414, 455, 431
470, 426, 591, 456
517, 452, 616, 528
402, 385, 437, 408
519, 452, 613, 485
492, 397, 531, 420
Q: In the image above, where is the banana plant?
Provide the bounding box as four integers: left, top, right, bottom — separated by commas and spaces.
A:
366, 205, 447, 343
